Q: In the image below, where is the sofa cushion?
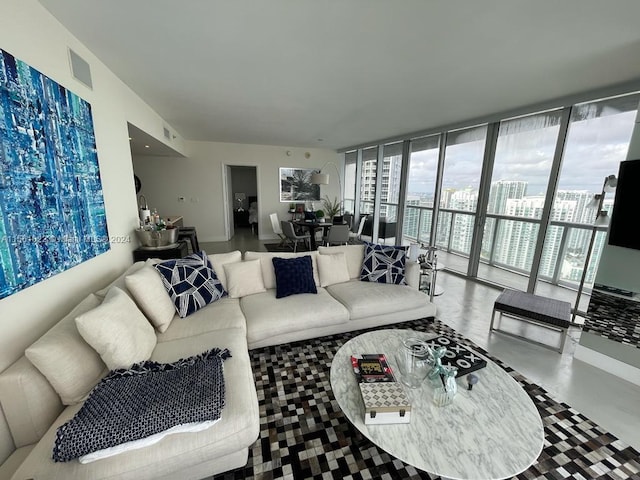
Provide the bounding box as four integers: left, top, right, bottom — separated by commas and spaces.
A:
223, 259, 266, 298
241, 288, 349, 345
326, 280, 427, 320
208, 250, 242, 291
272, 256, 317, 298
317, 252, 350, 287
155, 251, 226, 318
244, 251, 320, 289
360, 242, 408, 285
25, 294, 106, 405
125, 266, 176, 332
318, 245, 365, 280
75, 287, 157, 371
0, 357, 63, 448
156, 298, 246, 343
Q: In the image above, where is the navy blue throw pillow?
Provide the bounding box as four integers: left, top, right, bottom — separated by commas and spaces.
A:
272, 256, 317, 299
155, 251, 226, 317
360, 242, 408, 285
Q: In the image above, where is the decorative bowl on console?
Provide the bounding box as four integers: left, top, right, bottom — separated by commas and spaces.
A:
135, 227, 178, 248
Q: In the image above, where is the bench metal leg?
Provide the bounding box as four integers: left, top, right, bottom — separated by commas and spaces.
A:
490, 308, 500, 331
557, 327, 568, 354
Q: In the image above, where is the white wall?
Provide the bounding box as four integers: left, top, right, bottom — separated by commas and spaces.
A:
133, 142, 341, 242
0, 0, 185, 372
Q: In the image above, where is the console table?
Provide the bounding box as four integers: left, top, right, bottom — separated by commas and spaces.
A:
132, 241, 188, 262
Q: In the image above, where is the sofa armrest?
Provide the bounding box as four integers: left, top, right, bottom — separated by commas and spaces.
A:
405, 262, 420, 289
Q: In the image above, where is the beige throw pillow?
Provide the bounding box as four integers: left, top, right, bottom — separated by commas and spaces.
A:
125, 266, 176, 332
25, 294, 106, 405
75, 287, 157, 370
208, 250, 242, 291
317, 252, 350, 287
223, 260, 266, 298
318, 245, 365, 280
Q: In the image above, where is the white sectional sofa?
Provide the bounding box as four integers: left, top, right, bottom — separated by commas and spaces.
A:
0, 245, 436, 480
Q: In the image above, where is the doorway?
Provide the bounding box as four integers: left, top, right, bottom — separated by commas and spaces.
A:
225, 165, 258, 240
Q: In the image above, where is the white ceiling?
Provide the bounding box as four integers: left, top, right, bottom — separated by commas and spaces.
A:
39, 0, 640, 151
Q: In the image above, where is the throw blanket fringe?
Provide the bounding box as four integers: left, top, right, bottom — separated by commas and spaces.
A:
53, 348, 231, 462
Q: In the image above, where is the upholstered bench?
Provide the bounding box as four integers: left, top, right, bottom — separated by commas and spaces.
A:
490, 289, 571, 353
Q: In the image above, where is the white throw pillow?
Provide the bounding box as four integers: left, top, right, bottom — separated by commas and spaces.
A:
223, 259, 266, 298
317, 252, 350, 287
25, 294, 106, 405
75, 287, 157, 370
318, 245, 365, 280
208, 250, 242, 291
125, 266, 176, 333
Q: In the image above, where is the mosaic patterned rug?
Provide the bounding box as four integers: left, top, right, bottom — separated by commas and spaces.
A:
211, 318, 640, 480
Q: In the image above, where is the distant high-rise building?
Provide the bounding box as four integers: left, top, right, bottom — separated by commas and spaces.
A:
403, 195, 421, 240
487, 180, 527, 214
448, 188, 477, 253
493, 196, 544, 270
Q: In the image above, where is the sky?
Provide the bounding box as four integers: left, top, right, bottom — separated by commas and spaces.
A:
406, 107, 637, 197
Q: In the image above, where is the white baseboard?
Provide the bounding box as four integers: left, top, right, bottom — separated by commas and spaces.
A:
574, 345, 640, 386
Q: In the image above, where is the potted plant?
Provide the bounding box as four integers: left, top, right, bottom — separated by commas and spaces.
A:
321, 195, 341, 220
315, 209, 325, 220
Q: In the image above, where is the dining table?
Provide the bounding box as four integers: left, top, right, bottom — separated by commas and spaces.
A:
293, 220, 334, 250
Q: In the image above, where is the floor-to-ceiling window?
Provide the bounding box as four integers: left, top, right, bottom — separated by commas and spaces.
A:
437, 125, 487, 274
359, 147, 378, 217
536, 93, 640, 316
378, 143, 403, 242
403, 135, 440, 245
478, 110, 563, 289
343, 151, 357, 215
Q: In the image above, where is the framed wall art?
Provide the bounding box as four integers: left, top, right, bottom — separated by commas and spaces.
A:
0, 48, 109, 299
279, 167, 320, 202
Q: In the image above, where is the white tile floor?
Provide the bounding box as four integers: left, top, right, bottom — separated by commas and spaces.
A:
203, 228, 640, 450
434, 272, 640, 451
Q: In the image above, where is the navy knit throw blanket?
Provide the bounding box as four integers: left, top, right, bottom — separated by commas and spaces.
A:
53, 348, 231, 462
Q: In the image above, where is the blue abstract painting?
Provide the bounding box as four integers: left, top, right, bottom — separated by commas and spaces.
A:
0, 49, 109, 299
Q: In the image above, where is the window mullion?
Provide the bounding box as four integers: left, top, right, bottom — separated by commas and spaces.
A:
527, 106, 573, 293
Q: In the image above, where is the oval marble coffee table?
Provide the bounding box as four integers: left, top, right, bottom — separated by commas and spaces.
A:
330, 329, 544, 480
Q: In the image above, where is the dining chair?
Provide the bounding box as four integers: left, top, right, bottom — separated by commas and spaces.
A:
324, 224, 350, 246
270, 213, 287, 247
281, 220, 310, 252
343, 213, 353, 230
349, 215, 367, 242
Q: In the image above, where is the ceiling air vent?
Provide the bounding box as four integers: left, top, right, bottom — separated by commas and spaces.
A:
68, 48, 93, 89
163, 126, 171, 140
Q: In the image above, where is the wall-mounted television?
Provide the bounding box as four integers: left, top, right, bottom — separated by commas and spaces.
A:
608, 159, 640, 250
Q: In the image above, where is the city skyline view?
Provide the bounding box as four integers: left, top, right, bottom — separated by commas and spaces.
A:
346, 92, 639, 297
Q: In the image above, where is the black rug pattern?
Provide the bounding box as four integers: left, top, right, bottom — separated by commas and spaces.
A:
211, 319, 640, 480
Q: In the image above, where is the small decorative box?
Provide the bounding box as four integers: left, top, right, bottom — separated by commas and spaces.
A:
360, 382, 411, 425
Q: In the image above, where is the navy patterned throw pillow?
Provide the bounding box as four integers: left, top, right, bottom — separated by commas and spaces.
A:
155, 251, 226, 318
360, 242, 408, 285
272, 256, 317, 299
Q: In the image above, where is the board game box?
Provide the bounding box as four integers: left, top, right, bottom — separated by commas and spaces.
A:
423, 336, 487, 378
